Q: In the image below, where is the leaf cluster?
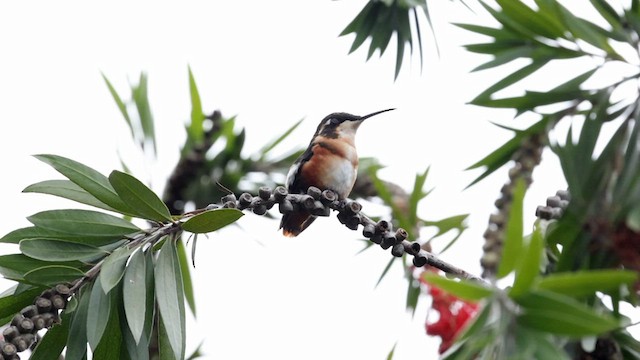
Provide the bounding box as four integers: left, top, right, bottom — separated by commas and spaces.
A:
0, 154, 242, 359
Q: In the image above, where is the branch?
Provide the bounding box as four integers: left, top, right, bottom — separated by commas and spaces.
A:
197, 185, 483, 282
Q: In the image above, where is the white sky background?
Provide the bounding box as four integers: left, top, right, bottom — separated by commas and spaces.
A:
0, 1, 636, 359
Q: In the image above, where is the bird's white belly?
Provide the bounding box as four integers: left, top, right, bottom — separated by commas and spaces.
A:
323, 158, 357, 198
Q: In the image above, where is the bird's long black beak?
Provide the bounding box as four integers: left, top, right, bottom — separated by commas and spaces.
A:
360, 108, 395, 121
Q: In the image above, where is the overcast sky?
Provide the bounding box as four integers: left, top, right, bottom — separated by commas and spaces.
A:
1, 1, 631, 359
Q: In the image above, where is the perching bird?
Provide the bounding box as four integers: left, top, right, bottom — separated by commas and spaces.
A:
279, 109, 395, 237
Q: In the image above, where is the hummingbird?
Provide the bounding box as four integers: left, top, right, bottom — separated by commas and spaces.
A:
280, 108, 395, 237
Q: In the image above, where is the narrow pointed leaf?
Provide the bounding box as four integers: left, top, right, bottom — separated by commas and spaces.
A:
177, 240, 196, 316
123, 250, 149, 344
66, 286, 91, 360
1, 226, 122, 246
23, 265, 85, 286
27, 209, 140, 237
188, 66, 204, 143
102, 73, 134, 138
182, 208, 243, 234
87, 276, 112, 351
376, 257, 396, 288
100, 246, 134, 293
23, 179, 118, 212
537, 270, 638, 298
510, 225, 544, 298
155, 238, 186, 360
109, 170, 172, 222
34, 154, 134, 214
20, 238, 107, 262
497, 178, 526, 278
0, 286, 44, 321
0, 254, 82, 282
422, 273, 494, 301
259, 118, 304, 159
158, 316, 178, 360
516, 290, 620, 336
92, 296, 122, 360
131, 73, 157, 155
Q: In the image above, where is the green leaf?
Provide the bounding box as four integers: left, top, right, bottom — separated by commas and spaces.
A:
159, 316, 178, 360
0, 286, 44, 322
87, 276, 112, 351
109, 170, 172, 222
0, 254, 82, 282
386, 343, 397, 360
510, 225, 544, 298
423, 214, 469, 253
102, 73, 134, 138
495, 0, 565, 39
406, 278, 421, 316
30, 313, 70, 360
258, 118, 304, 160
177, 240, 196, 316
537, 270, 638, 298
155, 238, 186, 360
472, 59, 550, 103
422, 273, 494, 301
497, 178, 526, 279
93, 294, 123, 360
516, 290, 620, 336
121, 309, 150, 360
131, 73, 157, 155
100, 246, 134, 293
123, 249, 148, 344
376, 257, 397, 288
27, 209, 140, 237
0, 226, 122, 246
34, 154, 134, 215
66, 286, 91, 360
182, 208, 243, 234
20, 238, 107, 262
466, 117, 550, 187
23, 179, 119, 212
24, 265, 85, 286
188, 66, 204, 143
408, 167, 431, 226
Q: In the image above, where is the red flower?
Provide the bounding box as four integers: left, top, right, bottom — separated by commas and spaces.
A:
422, 269, 479, 354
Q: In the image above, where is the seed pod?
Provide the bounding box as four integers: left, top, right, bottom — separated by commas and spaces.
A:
310, 201, 330, 217
546, 195, 561, 208
535, 206, 553, 220
395, 228, 408, 242
50, 294, 66, 310
273, 186, 288, 202
344, 201, 362, 215
556, 190, 570, 201
54, 284, 71, 296
222, 200, 237, 209
16, 318, 34, 333
1, 342, 17, 357
11, 335, 31, 352
31, 315, 46, 330
376, 220, 390, 234
20, 305, 38, 318
221, 193, 237, 204
362, 224, 376, 238
10, 315, 23, 328
279, 199, 294, 214
413, 255, 428, 267
345, 215, 360, 231
321, 189, 337, 204
301, 195, 316, 210
35, 297, 52, 314
2, 327, 19, 342
238, 193, 253, 207
391, 244, 405, 257
306, 186, 322, 200
252, 204, 267, 216
381, 234, 396, 249
258, 187, 272, 200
